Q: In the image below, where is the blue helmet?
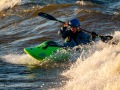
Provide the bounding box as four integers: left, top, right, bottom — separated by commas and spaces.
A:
69, 19, 80, 27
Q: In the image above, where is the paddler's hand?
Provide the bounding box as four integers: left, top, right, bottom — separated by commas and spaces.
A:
65, 36, 71, 42
91, 32, 98, 37
91, 32, 98, 41
63, 22, 69, 27
61, 22, 69, 31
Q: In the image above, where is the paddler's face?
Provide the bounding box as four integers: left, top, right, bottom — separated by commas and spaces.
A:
70, 26, 80, 33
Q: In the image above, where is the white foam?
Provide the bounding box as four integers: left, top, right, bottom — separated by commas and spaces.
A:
61, 31, 120, 90
1, 30, 120, 90
1, 54, 40, 65
0, 0, 22, 11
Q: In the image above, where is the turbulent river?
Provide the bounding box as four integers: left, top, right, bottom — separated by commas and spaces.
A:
0, 0, 120, 90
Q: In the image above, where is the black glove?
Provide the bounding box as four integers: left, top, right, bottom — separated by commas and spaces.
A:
91, 32, 98, 41
100, 35, 113, 43
91, 32, 98, 36
58, 27, 66, 35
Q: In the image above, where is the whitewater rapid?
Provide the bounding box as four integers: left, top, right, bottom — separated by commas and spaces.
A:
0, 0, 120, 90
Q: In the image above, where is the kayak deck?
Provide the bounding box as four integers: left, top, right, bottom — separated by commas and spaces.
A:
24, 41, 62, 60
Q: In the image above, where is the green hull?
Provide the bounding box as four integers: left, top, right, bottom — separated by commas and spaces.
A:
24, 41, 62, 61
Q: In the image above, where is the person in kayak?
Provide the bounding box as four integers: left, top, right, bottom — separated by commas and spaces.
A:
58, 18, 97, 47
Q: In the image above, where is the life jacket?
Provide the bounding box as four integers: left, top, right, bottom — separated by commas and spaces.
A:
58, 27, 91, 47
75, 31, 91, 45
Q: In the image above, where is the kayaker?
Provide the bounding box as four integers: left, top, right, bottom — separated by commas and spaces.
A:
58, 18, 97, 47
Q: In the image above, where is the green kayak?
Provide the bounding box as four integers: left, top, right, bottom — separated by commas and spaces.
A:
24, 41, 63, 61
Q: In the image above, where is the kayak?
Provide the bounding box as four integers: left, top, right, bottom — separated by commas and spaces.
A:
24, 40, 66, 61
24, 37, 114, 62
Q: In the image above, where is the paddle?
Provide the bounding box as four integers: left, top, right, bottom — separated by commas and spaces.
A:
38, 12, 65, 23
38, 12, 113, 42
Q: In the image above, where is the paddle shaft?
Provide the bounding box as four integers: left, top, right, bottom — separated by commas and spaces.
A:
38, 12, 94, 34
38, 12, 113, 42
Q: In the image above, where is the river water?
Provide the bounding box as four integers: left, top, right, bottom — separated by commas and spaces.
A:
0, 0, 120, 90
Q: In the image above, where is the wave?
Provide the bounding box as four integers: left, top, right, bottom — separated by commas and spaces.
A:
61, 31, 120, 90
108, 2, 120, 13
0, 0, 21, 11
0, 0, 120, 16
0, 0, 78, 11
76, 0, 120, 15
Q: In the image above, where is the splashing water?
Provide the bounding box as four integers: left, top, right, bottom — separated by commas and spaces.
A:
1, 54, 40, 65
0, 0, 120, 89
0, 0, 22, 11
60, 32, 120, 90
